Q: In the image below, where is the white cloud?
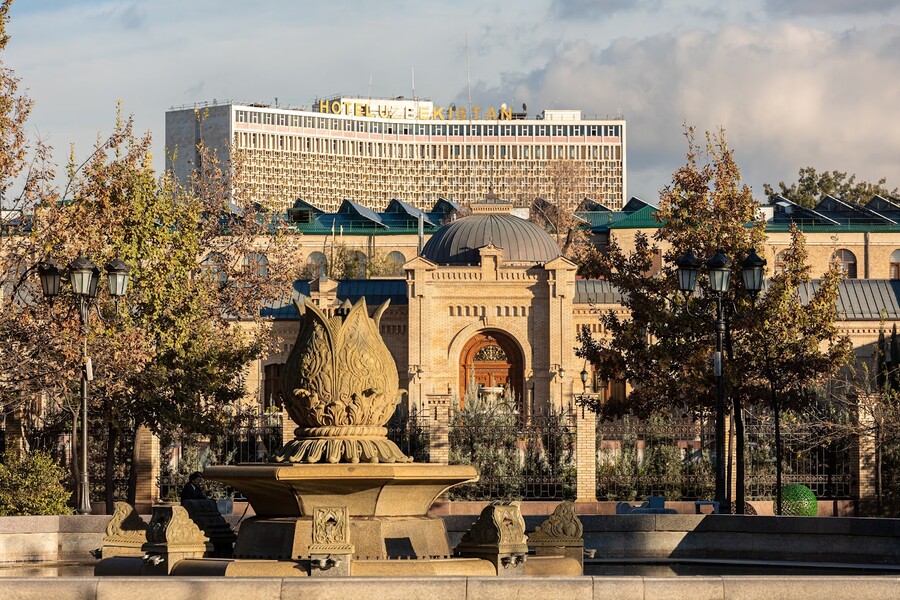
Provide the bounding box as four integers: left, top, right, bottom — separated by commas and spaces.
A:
472, 24, 900, 200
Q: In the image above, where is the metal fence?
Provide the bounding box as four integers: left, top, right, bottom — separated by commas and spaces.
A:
386, 406, 431, 463
745, 411, 854, 499
158, 417, 282, 501
596, 415, 716, 501
595, 411, 855, 502
447, 407, 577, 501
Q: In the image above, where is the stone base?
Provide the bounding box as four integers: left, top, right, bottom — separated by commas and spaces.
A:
234, 516, 452, 560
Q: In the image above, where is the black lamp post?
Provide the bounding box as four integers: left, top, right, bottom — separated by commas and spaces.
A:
37, 256, 130, 515
675, 249, 765, 511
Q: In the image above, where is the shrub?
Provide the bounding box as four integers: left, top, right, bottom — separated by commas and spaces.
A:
0, 451, 72, 515
777, 484, 818, 516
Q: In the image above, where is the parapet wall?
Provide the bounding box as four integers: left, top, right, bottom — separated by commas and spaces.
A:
0, 515, 109, 563
443, 514, 900, 565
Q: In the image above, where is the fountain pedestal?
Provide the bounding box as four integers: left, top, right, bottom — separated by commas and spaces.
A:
205, 462, 478, 560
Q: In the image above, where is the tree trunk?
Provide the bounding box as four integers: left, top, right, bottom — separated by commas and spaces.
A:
876, 418, 883, 516
104, 422, 118, 514
772, 382, 783, 516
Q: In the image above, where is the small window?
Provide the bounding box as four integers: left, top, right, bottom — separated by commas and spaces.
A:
833, 249, 857, 279
306, 251, 328, 278
243, 252, 269, 278
891, 250, 900, 279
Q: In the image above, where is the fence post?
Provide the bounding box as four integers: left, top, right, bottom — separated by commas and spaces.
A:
133, 425, 159, 514
575, 408, 597, 503
428, 396, 451, 465
853, 395, 878, 516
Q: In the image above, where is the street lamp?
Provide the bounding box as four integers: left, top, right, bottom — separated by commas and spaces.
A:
37, 256, 130, 515
675, 249, 765, 510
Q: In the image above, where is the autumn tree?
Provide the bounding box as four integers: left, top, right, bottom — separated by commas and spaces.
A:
577, 128, 850, 511
8, 109, 294, 510
764, 167, 899, 207
529, 158, 598, 266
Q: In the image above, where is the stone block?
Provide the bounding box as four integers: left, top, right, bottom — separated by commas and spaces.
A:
622, 531, 689, 559
0, 532, 58, 562
96, 577, 282, 600
653, 514, 705, 532
591, 576, 645, 600
722, 577, 900, 600
642, 576, 724, 600
0, 578, 98, 600
467, 577, 592, 600
280, 577, 468, 600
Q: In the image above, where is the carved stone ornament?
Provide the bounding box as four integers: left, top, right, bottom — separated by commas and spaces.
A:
309, 506, 354, 555
145, 505, 209, 548
456, 501, 528, 554
528, 500, 583, 543
103, 501, 148, 544
274, 298, 411, 463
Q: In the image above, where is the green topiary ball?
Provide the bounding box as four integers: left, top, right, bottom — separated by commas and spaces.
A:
776, 484, 818, 516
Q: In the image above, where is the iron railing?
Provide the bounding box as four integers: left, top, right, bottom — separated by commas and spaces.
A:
447, 408, 577, 501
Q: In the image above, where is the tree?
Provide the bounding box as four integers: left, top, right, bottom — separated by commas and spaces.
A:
763, 167, 899, 208
529, 158, 600, 268
737, 225, 851, 513
577, 128, 850, 512
2, 107, 295, 510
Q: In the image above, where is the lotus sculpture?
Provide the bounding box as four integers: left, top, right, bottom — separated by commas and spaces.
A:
274, 297, 411, 463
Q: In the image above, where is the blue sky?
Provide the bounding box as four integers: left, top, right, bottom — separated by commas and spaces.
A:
6, 0, 900, 202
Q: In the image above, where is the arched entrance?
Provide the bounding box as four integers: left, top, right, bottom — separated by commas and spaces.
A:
459, 331, 524, 410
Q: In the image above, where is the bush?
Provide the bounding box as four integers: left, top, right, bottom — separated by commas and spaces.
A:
0, 451, 72, 515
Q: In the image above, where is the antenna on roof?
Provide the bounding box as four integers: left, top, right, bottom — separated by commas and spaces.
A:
465, 34, 473, 118
411, 67, 415, 100
368, 74, 373, 98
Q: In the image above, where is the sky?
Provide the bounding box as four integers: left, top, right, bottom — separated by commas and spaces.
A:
6, 0, 900, 204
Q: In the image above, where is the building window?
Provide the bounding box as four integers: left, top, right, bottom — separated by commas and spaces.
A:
891, 250, 900, 279
384, 251, 406, 276
774, 250, 789, 274
306, 251, 327, 278
242, 252, 269, 278
263, 363, 284, 411
833, 249, 857, 279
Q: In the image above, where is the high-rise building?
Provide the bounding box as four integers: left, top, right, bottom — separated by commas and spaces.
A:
165, 96, 626, 212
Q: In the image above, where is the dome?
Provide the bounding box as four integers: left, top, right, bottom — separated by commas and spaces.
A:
421, 213, 561, 265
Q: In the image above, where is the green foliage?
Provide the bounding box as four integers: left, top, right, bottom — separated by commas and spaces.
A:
596, 415, 714, 501
763, 167, 899, 208
777, 484, 818, 516
0, 451, 72, 515
448, 392, 522, 500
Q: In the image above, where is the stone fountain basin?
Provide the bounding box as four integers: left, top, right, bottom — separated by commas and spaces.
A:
203, 463, 478, 518
203, 463, 479, 561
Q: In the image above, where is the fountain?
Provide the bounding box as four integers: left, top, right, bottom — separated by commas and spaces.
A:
94, 297, 582, 577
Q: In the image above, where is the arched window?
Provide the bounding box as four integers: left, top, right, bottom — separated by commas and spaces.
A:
200, 251, 228, 284
774, 250, 789, 275
263, 363, 284, 411
833, 249, 857, 279
242, 252, 269, 278
384, 251, 406, 276
891, 250, 900, 279
306, 251, 327, 278
349, 251, 368, 278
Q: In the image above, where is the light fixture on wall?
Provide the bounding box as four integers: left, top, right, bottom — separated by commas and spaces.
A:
409, 365, 424, 380
550, 364, 565, 379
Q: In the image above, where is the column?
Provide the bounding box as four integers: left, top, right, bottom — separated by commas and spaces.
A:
133, 425, 160, 514
575, 408, 597, 503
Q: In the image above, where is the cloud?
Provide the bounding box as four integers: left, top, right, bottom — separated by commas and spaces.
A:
116, 3, 145, 30
551, 0, 662, 20
472, 24, 900, 200
764, 0, 900, 16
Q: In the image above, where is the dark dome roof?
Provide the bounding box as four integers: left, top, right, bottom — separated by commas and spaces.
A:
421, 213, 561, 265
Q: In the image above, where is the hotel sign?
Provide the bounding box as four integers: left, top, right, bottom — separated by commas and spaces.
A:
317, 99, 513, 121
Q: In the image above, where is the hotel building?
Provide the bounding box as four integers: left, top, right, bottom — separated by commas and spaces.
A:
165, 96, 626, 212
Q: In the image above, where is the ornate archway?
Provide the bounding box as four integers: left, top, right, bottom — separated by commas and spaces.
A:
459, 331, 524, 410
